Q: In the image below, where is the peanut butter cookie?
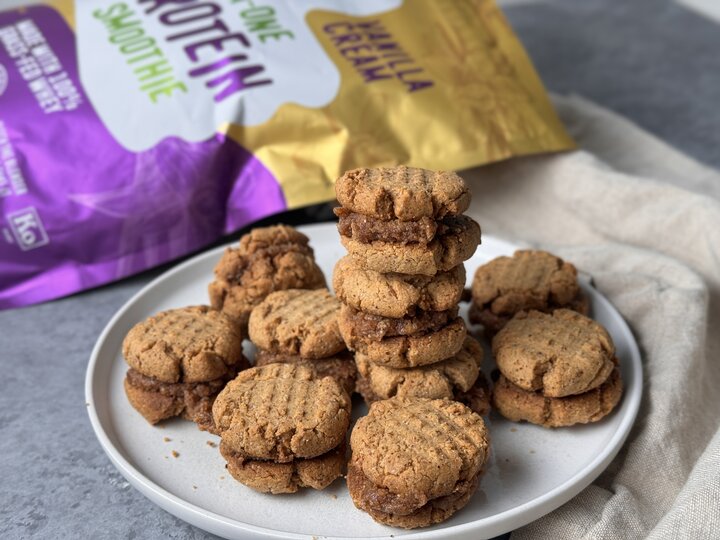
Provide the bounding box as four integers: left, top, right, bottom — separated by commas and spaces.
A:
335, 166, 470, 221
340, 215, 480, 276
354, 336, 481, 401
340, 316, 466, 369
332, 255, 465, 318
208, 225, 326, 331
212, 363, 350, 462
470, 250, 588, 335
493, 309, 616, 398
220, 440, 345, 494
122, 306, 248, 430
339, 304, 458, 341
248, 289, 345, 359
254, 349, 357, 396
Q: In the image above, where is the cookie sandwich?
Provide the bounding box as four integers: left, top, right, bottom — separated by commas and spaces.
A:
348, 397, 490, 528
470, 249, 589, 336
212, 363, 351, 494
492, 309, 623, 427
122, 306, 249, 432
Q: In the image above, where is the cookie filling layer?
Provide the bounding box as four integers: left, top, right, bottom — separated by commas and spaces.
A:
254, 349, 357, 395
126, 366, 238, 397
341, 306, 457, 340
470, 289, 589, 335
347, 462, 479, 517
221, 440, 346, 494
334, 208, 438, 244
125, 366, 241, 430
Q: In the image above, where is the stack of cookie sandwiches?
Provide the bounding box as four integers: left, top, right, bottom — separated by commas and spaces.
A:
209, 225, 326, 333
248, 288, 357, 396
332, 166, 492, 527
212, 363, 351, 494
333, 166, 489, 413
122, 306, 249, 432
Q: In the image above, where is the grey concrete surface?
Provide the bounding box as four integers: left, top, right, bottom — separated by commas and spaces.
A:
1, 0, 718, 538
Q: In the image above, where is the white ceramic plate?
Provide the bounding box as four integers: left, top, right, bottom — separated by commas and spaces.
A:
86, 223, 642, 540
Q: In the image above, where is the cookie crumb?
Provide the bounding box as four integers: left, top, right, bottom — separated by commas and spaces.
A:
219, 475, 225, 480
171, 450, 180, 458
206, 441, 217, 448
163, 437, 171, 442
330, 494, 337, 500
510, 427, 517, 432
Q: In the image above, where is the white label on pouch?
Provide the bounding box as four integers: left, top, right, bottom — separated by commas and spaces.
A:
76, 0, 401, 152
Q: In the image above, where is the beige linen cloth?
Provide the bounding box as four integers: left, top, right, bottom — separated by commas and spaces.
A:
461, 95, 720, 539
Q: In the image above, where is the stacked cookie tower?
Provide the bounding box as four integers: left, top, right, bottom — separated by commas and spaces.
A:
332, 166, 487, 410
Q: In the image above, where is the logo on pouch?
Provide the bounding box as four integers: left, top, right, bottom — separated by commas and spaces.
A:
0, 64, 7, 97
7, 207, 49, 250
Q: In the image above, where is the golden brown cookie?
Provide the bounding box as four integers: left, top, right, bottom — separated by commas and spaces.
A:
354, 336, 482, 402
220, 440, 345, 494
122, 306, 245, 384
248, 289, 345, 359
493, 368, 623, 428
470, 250, 588, 335
493, 310, 616, 398
253, 349, 357, 396
123, 364, 247, 431
340, 216, 480, 276
333, 255, 465, 318
212, 363, 350, 462
208, 225, 326, 331
340, 316, 467, 369
348, 397, 489, 528
335, 166, 471, 221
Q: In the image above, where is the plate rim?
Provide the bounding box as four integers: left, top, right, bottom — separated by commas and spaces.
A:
85, 224, 643, 540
